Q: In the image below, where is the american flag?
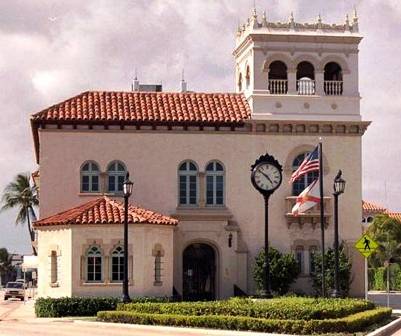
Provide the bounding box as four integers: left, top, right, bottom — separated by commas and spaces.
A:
290, 145, 319, 183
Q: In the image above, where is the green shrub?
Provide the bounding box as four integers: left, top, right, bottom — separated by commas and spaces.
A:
97, 307, 391, 334
35, 296, 172, 317
253, 247, 300, 295
311, 244, 352, 296
118, 297, 375, 320
372, 267, 386, 290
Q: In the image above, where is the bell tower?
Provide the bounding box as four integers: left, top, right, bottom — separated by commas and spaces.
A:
233, 9, 362, 121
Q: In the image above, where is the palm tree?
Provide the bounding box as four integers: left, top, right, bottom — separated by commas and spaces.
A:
1, 174, 39, 255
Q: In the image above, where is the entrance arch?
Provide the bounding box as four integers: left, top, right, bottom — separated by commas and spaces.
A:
183, 243, 216, 301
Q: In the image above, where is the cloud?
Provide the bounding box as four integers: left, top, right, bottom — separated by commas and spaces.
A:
0, 0, 400, 253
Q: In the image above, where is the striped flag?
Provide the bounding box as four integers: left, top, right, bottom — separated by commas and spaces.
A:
290, 145, 319, 183
291, 179, 320, 216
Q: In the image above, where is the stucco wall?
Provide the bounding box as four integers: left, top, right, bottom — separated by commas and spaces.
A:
38, 129, 364, 296
37, 227, 72, 298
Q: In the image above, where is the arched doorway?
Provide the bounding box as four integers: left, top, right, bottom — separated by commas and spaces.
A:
183, 243, 216, 301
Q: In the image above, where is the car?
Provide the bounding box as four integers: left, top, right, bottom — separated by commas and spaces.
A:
4, 282, 25, 301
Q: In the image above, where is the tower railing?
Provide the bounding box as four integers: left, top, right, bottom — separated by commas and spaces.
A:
297, 79, 316, 95
324, 80, 343, 96
268, 79, 288, 94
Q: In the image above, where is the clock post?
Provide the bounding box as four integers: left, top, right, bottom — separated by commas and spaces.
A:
251, 153, 283, 298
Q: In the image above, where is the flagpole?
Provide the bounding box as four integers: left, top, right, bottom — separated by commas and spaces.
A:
319, 141, 326, 297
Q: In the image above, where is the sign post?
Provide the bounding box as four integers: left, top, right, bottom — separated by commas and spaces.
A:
355, 234, 379, 300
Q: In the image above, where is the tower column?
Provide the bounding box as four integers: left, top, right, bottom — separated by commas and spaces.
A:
288, 70, 297, 95
315, 71, 325, 96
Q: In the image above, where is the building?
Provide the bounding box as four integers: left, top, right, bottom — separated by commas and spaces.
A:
31, 9, 369, 299
362, 200, 401, 227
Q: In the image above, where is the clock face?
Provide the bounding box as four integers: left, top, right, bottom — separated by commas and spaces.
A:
253, 163, 282, 192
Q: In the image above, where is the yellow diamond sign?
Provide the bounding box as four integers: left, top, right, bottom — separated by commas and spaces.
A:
355, 234, 379, 258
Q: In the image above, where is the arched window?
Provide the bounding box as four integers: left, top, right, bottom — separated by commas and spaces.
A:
297, 61, 315, 95
309, 245, 318, 275
206, 161, 224, 206
268, 60, 288, 94
107, 161, 126, 193
178, 161, 198, 206
81, 161, 100, 193
238, 73, 243, 92
295, 246, 304, 274
111, 245, 124, 282
292, 153, 319, 196
154, 251, 162, 284
86, 246, 102, 282
50, 250, 58, 285
324, 62, 343, 95
245, 66, 250, 89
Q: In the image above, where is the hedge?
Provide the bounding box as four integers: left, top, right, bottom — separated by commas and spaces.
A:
118, 297, 375, 320
35, 296, 172, 317
97, 307, 392, 334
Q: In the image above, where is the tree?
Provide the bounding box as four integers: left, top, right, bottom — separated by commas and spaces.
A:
366, 214, 401, 267
253, 247, 300, 295
1, 173, 38, 255
0, 248, 14, 286
310, 244, 352, 296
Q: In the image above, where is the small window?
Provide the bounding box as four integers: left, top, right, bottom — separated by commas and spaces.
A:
81, 161, 100, 193
86, 246, 102, 282
309, 246, 318, 275
245, 66, 250, 89
178, 161, 198, 206
107, 161, 126, 193
206, 161, 225, 206
238, 73, 243, 91
295, 246, 304, 274
292, 153, 319, 196
154, 251, 163, 284
50, 251, 58, 284
111, 246, 124, 282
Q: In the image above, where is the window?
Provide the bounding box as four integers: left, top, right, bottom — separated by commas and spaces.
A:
107, 161, 126, 193
268, 60, 288, 94
206, 161, 225, 206
324, 62, 343, 95
86, 246, 102, 282
309, 246, 318, 275
295, 246, 304, 274
50, 251, 58, 284
297, 61, 315, 95
81, 161, 100, 193
245, 66, 250, 89
111, 246, 124, 282
238, 73, 242, 91
178, 161, 198, 206
292, 152, 319, 196
154, 251, 162, 284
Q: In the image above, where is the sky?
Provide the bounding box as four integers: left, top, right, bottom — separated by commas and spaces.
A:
0, 0, 400, 254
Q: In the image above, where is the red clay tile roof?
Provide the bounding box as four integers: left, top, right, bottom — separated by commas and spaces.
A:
362, 200, 387, 213
386, 212, 401, 222
33, 196, 178, 227
31, 91, 251, 125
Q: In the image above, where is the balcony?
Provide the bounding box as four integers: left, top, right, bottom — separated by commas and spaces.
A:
324, 80, 343, 96
268, 79, 288, 94
285, 196, 332, 229
266, 80, 344, 96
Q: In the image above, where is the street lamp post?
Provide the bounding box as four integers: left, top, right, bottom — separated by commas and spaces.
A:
122, 172, 133, 303
332, 170, 346, 298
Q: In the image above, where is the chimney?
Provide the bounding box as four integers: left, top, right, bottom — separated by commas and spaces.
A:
180, 70, 187, 93
132, 76, 140, 91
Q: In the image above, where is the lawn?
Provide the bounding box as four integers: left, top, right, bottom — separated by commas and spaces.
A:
96, 297, 392, 335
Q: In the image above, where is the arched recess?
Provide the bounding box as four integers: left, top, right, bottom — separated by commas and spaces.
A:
319, 55, 350, 74
262, 53, 294, 72
182, 241, 219, 301
293, 54, 320, 72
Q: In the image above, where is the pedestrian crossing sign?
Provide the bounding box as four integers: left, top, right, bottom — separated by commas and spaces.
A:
355, 234, 379, 258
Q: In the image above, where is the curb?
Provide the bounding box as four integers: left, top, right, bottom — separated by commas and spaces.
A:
367, 316, 401, 336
